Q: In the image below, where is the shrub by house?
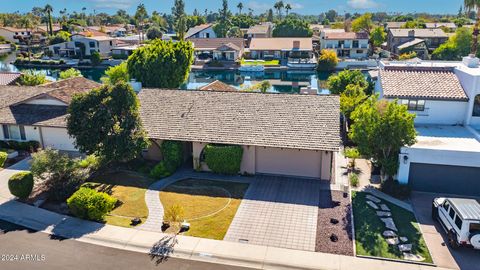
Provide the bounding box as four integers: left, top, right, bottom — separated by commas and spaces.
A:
204, 144, 243, 174
149, 140, 184, 179
67, 187, 117, 221
0, 151, 7, 167
8, 172, 34, 199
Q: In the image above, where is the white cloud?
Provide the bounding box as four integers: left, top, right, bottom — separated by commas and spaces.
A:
246, 1, 272, 11
289, 3, 304, 10
347, 0, 379, 9
87, 0, 138, 10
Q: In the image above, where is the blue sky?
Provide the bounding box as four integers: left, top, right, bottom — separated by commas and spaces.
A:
3, 1, 465, 15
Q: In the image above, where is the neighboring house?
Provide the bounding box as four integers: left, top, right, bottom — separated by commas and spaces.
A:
387, 28, 448, 55
185, 24, 216, 39
188, 38, 245, 62
36, 24, 62, 34
199, 80, 237, 92
425, 22, 457, 32
375, 57, 480, 196
396, 38, 429, 59
47, 34, 119, 57
88, 26, 127, 37
384, 22, 406, 31
111, 44, 142, 59
0, 72, 21, 85
249, 38, 314, 61
0, 77, 101, 152
0, 27, 33, 43
246, 23, 274, 39
139, 89, 340, 180
319, 30, 369, 59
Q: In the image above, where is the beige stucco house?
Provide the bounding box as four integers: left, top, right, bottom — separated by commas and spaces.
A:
139, 89, 340, 180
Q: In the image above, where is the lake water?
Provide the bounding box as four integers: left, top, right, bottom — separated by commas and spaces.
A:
1, 53, 332, 93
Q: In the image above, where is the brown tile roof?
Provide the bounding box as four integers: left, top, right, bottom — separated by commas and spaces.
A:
138, 89, 340, 151
0, 72, 21, 85
0, 104, 68, 127
0, 86, 46, 109
380, 67, 468, 101
389, 28, 448, 38
249, 38, 313, 51
188, 38, 244, 51
199, 80, 238, 92
41, 77, 101, 103
324, 32, 369, 40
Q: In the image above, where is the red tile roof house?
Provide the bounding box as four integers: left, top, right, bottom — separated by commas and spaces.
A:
0, 77, 101, 152
188, 38, 245, 63
0, 72, 22, 85
248, 38, 315, 68
375, 57, 480, 196
319, 30, 369, 59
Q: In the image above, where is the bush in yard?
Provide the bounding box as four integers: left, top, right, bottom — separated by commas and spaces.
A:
344, 147, 361, 169
8, 172, 34, 199
90, 51, 101, 66
149, 161, 174, 179
59, 68, 82, 80
349, 173, 359, 187
162, 141, 183, 170
317, 49, 338, 72
164, 204, 184, 223
67, 187, 117, 221
0, 151, 7, 167
204, 144, 243, 174
380, 179, 411, 200
18, 70, 47, 86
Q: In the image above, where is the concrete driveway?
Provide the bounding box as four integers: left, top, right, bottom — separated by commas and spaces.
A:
411, 192, 480, 270
224, 176, 329, 251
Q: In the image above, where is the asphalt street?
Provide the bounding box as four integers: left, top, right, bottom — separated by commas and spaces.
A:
0, 219, 253, 270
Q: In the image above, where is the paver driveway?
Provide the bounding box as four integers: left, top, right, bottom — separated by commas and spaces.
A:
224, 176, 326, 251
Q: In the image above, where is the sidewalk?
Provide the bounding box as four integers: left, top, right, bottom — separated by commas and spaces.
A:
0, 161, 455, 270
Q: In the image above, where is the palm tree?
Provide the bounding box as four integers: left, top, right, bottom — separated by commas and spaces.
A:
273, 1, 284, 19
134, 4, 148, 42
464, 0, 480, 55
285, 4, 292, 16
21, 16, 33, 61
237, 2, 244, 15
44, 4, 53, 36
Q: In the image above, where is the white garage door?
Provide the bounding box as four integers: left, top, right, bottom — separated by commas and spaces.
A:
255, 147, 322, 178
42, 127, 77, 151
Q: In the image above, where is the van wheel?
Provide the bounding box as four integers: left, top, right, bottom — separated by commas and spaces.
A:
448, 230, 459, 249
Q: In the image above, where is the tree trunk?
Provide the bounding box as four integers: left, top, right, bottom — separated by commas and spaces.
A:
472, 7, 480, 55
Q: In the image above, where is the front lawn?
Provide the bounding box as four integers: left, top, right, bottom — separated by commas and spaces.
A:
85, 171, 155, 228
160, 178, 249, 240
352, 192, 432, 263
241, 59, 279, 66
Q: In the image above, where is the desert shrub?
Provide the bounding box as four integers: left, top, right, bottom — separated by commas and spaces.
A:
8, 172, 34, 199
67, 187, 117, 221
164, 204, 184, 223
349, 172, 359, 187
380, 179, 411, 200
0, 151, 7, 167
204, 144, 243, 174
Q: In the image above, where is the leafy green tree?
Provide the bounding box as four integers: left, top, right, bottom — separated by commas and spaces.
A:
44, 4, 53, 36
399, 51, 418, 60
231, 14, 257, 28
18, 70, 47, 86
90, 51, 101, 66
340, 84, 367, 122
258, 81, 271, 93
213, 0, 232, 38
272, 18, 313, 37
59, 68, 82, 80
67, 82, 149, 164
349, 97, 417, 180
267, 9, 274, 22
351, 13, 374, 52
227, 26, 243, 38
127, 40, 194, 88
432, 27, 473, 60
101, 62, 129, 85
402, 20, 426, 28
134, 4, 148, 42
146, 25, 163, 40
317, 49, 338, 71
370, 26, 386, 48
173, 0, 186, 40
325, 9, 337, 22
327, 70, 368, 95
49, 30, 71, 45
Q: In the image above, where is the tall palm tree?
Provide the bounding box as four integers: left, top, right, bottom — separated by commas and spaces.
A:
44, 4, 53, 36
273, 1, 284, 19
237, 2, 244, 15
21, 16, 33, 61
285, 4, 292, 16
465, 0, 480, 55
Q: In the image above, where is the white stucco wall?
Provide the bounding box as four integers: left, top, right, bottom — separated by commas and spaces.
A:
195, 27, 216, 38
409, 100, 468, 125
41, 127, 77, 151
0, 125, 40, 142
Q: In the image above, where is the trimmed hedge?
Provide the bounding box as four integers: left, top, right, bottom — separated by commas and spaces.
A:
380, 180, 411, 200
0, 151, 7, 167
0, 140, 40, 152
149, 141, 183, 179
204, 144, 243, 174
149, 161, 174, 179
67, 187, 117, 221
8, 172, 34, 199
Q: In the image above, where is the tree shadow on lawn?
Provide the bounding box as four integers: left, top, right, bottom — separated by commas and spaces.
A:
352, 192, 432, 263
90, 171, 156, 190
162, 178, 249, 200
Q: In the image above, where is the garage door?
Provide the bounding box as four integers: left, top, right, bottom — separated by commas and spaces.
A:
409, 163, 480, 196
42, 127, 77, 152
255, 147, 322, 178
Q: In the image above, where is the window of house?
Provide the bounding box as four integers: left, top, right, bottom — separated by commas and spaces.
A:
353, 40, 359, 48
473, 94, 480, 117
454, 216, 463, 229
2, 125, 26, 140
89, 41, 95, 48
356, 50, 364, 54
400, 99, 425, 111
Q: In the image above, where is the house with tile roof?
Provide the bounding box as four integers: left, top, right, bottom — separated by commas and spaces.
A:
375, 57, 480, 196
46, 34, 120, 57
0, 77, 101, 152
188, 38, 245, 62
246, 23, 274, 39
138, 89, 340, 180
387, 28, 448, 56
319, 30, 369, 59
0, 72, 21, 86
185, 24, 216, 39
199, 80, 238, 92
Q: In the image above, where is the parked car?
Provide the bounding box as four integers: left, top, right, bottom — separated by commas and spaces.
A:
432, 197, 480, 249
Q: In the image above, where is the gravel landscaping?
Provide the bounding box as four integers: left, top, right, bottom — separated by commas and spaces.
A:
315, 190, 353, 256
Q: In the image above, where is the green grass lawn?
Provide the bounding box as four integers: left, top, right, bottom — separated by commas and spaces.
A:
84, 171, 155, 228
160, 179, 249, 240
241, 59, 279, 66
352, 192, 432, 263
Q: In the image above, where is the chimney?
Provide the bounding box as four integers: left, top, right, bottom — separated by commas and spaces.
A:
462, 54, 480, 68
293, 40, 300, 49
408, 30, 415, 37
